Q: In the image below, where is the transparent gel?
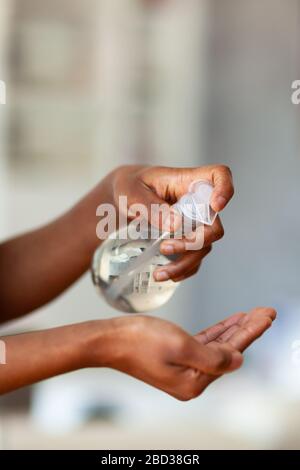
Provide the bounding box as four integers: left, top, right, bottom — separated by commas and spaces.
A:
91, 180, 216, 314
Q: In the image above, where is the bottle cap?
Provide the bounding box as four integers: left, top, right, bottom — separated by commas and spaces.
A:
173, 179, 217, 226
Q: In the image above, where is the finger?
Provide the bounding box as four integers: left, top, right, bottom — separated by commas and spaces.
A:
209, 165, 234, 213
209, 308, 276, 351
246, 306, 277, 322
172, 265, 200, 283
140, 165, 234, 213
194, 313, 246, 345
154, 247, 212, 282
225, 308, 276, 352
181, 339, 243, 376
160, 217, 224, 255
214, 324, 241, 343
226, 319, 272, 352
161, 224, 205, 254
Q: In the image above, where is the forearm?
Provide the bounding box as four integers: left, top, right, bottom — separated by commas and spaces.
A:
0, 320, 113, 394
0, 175, 112, 322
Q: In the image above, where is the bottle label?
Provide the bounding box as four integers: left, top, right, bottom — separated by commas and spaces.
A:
125, 267, 164, 295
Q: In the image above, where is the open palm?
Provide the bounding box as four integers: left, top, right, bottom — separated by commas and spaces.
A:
193, 307, 276, 389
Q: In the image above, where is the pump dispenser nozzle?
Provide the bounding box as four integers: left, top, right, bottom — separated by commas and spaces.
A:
172, 179, 217, 226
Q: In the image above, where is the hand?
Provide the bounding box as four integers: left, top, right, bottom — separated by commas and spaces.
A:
0, 307, 275, 395
193, 307, 277, 390
86, 307, 275, 401
110, 165, 234, 282
0, 164, 232, 322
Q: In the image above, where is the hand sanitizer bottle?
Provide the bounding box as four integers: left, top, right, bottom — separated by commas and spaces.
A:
91, 180, 216, 313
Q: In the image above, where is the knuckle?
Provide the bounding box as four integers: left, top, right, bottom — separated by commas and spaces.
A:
207, 244, 213, 253
199, 246, 212, 260
214, 225, 225, 241
241, 324, 256, 336
199, 245, 212, 258
167, 271, 177, 281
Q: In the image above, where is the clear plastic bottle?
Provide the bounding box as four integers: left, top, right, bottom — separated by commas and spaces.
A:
91, 180, 216, 313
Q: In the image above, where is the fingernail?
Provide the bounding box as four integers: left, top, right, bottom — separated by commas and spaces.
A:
154, 271, 169, 281
215, 196, 227, 211
161, 244, 174, 255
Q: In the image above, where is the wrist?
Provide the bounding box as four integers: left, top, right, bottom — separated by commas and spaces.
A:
80, 318, 128, 369
68, 177, 112, 259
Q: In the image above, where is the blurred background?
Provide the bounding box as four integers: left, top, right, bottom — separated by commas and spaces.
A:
0, 0, 300, 450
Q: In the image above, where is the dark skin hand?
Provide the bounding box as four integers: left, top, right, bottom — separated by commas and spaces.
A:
0, 165, 233, 322
0, 307, 276, 398
0, 164, 275, 398
112, 165, 233, 281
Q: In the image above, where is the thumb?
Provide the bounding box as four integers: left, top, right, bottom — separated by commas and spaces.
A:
209, 166, 234, 213
127, 184, 181, 233
183, 339, 243, 376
